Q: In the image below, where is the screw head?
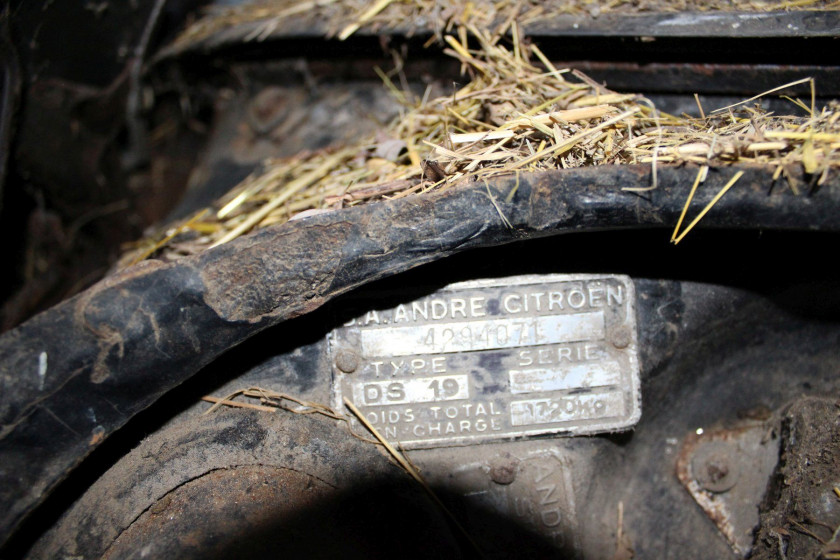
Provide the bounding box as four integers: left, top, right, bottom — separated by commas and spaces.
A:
691, 441, 739, 493
334, 350, 360, 374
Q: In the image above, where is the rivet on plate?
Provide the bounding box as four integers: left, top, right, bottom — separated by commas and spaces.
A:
490, 458, 519, 485
334, 350, 360, 374
610, 326, 632, 349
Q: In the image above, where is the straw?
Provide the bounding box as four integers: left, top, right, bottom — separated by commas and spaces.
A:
673, 170, 745, 245
344, 398, 485, 557
121, 17, 840, 266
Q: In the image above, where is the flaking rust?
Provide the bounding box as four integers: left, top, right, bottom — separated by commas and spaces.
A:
676, 424, 781, 556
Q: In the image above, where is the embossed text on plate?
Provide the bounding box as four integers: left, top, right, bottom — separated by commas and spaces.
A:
329, 274, 641, 449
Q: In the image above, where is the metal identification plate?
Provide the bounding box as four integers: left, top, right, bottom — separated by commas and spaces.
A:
329, 274, 641, 449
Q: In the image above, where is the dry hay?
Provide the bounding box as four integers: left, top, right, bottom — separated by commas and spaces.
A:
121, 21, 840, 266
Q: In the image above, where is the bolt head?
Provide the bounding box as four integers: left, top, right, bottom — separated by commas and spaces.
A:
691, 441, 739, 493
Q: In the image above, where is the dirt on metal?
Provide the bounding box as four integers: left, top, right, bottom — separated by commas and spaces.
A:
751, 397, 840, 560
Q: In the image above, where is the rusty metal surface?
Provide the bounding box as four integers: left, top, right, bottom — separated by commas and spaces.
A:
11, 237, 839, 558
416, 440, 589, 559
104, 466, 336, 559
569, 276, 840, 559
3, 3, 840, 557
1, 165, 839, 547
676, 422, 781, 556
30, 410, 458, 559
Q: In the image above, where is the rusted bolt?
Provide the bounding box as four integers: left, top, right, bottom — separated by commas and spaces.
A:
334, 350, 360, 374
610, 326, 632, 349
691, 441, 739, 493
490, 458, 519, 485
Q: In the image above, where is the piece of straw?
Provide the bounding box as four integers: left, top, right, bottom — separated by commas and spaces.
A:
344, 398, 485, 557
129, 209, 209, 266
673, 170, 745, 245
202, 395, 278, 413
711, 78, 813, 114
338, 0, 395, 41
124, 20, 840, 267
671, 165, 708, 242
508, 109, 638, 170
694, 93, 706, 120
211, 151, 348, 247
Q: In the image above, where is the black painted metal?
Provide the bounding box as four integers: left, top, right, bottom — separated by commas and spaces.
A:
158, 9, 840, 57
0, 164, 839, 545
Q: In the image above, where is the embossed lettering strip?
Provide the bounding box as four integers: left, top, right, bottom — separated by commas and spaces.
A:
329, 274, 641, 449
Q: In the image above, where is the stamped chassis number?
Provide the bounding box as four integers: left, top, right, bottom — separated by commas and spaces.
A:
329, 274, 641, 449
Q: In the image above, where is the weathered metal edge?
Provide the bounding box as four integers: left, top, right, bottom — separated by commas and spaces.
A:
157, 10, 840, 58
0, 164, 838, 546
